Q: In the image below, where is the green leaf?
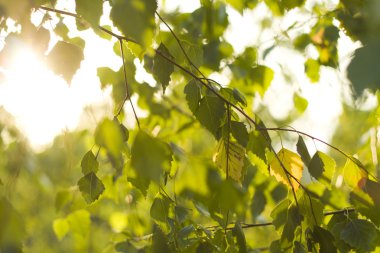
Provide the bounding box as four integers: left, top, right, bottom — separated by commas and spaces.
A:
298, 192, 324, 226
293, 93, 308, 113
195, 95, 226, 138
312, 227, 337, 253
232, 222, 247, 253
305, 58, 320, 83
247, 130, 269, 162
130, 130, 172, 193
251, 189, 267, 219
46, 41, 84, 83
308, 151, 335, 184
81, 150, 98, 175
293, 33, 311, 50
184, 79, 201, 114
150, 194, 171, 222
75, 0, 103, 27
97, 67, 120, 89
152, 225, 172, 253
78, 172, 105, 204
250, 65, 274, 96
340, 219, 378, 252
53, 218, 69, 240
296, 136, 310, 165
281, 0, 306, 10
347, 41, 380, 95
55, 190, 72, 212
214, 139, 245, 182
110, 0, 157, 47
230, 121, 249, 147
270, 199, 292, 231
153, 43, 174, 93
95, 118, 124, 160
343, 158, 366, 189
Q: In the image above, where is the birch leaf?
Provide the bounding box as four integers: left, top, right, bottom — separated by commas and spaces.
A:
269, 148, 303, 191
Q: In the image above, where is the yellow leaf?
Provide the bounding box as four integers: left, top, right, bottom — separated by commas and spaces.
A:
343, 158, 367, 189
214, 139, 245, 182
269, 148, 303, 191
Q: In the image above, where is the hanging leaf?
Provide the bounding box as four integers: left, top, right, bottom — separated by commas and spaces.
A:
75, 0, 103, 27
130, 130, 172, 193
296, 136, 310, 165
81, 150, 98, 175
52, 218, 69, 241
230, 121, 249, 147
77, 172, 105, 204
297, 192, 324, 226
150, 194, 172, 222
293, 93, 308, 113
305, 58, 320, 83
343, 158, 367, 189
309, 151, 336, 184
46, 41, 84, 83
110, 0, 157, 47
95, 118, 124, 160
184, 79, 201, 114
214, 139, 245, 182
153, 43, 174, 93
195, 95, 226, 138
340, 219, 379, 252
269, 148, 303, 191
232, 222, 247, 253
312, 226, 337, 253
249, 65, 274, 96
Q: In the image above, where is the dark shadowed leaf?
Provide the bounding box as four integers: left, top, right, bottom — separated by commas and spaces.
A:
347, 41, 380, 95
232, 222, 247, 253
153, 43, 174, 93
78, 172, 105, 204
184, 80, 201, 114
152, 225, 172, 253
340, 219, 378, 252
46, 41, 84, 83
296, 136, 310, 165
231, 121, 249, 147
195, 95, 226, 138
312, 227, 337, 253
81, 150, 98, 174
251, 188, 266, 219
150, 194, 171, 222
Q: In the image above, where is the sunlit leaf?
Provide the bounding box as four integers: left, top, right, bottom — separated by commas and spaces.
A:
343, 158, 367, 189
293, 33, 311, 50
75, 0, 103, 27
269, 148, 303, 191
250, 65, 274, 96
95, 118, 124, 160
153, 43, 174, 93
340, 219, 379, 252
46, 41, 84, 83
53, 218, 69, 240
308, 151, 335, 183
298, 192, 324, 226
293, 93, 308, 113
214, 139, 245, 182
305, 58, 320, 83
271, 199, 292, 231
78, 172, 105, 204
81, 150, 98, 175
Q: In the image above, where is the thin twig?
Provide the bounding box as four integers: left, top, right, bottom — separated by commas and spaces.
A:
117, 39, 140, 128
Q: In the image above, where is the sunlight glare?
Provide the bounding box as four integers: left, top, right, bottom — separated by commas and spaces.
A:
0, 47, 82, 149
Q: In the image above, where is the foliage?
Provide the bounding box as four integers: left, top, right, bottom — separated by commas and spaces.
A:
1, 0, 380, 252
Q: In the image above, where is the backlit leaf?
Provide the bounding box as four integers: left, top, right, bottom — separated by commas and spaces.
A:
269, 148, 303, 191
78, 172, 105, 204
110, 0, 157, 47
81, 150, 98, 175
46, 41, 84, 83
214, 139, 245, 182
130, 130, 172, 193
305, 58, 320, 83
343, 158, 367, 189
75, 0, 103, 27
95, 118, 124, 160
153, 43, 174, 93
293, 93, 308, 113
53, 218, 69, 240
250, 65, 274, 96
